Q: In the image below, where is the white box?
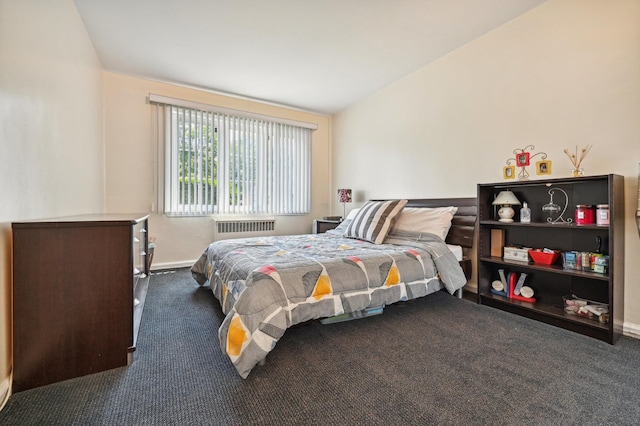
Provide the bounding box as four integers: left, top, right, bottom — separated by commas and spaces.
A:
503, 247, 530, 262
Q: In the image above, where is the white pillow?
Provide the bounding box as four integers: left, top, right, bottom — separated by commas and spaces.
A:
344, 207, 361, 221
325, 208, 360, 236
391, 206, 458, 240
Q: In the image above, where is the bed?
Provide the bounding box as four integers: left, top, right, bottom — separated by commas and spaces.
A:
191, 198, 477, 378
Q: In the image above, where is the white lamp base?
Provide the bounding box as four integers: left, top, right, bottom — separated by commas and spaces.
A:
498, 206, 515, 222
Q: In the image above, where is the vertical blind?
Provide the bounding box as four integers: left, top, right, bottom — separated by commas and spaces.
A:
155, 102, 312, 216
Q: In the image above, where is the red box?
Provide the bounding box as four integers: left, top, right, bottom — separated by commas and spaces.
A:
528, 250, 560, 265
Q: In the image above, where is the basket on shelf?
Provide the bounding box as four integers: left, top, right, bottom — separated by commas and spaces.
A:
528, 249, 560, 265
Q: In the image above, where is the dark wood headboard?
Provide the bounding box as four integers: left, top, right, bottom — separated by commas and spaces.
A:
403, 198, 477, 249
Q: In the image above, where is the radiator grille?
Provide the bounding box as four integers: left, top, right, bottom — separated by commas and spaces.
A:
213, 219, 276, 240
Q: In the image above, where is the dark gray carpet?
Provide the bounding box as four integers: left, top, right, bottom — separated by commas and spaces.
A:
1, 268, 639, 425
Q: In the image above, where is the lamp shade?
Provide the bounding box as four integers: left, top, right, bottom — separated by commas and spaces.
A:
492, 190, 521, 206
337, 189, 352, 203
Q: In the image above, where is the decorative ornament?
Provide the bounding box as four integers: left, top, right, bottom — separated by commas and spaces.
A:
503, 145, 549, 181
543, 187, 572, 224
563, 145, 592, 177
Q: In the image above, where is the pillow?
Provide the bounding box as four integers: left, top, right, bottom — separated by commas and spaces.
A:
325, 208, 360, 236
343, 200, 408, 244
390, 206, 458, 240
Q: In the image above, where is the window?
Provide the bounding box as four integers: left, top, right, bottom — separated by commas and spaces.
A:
151, 95, 314, 216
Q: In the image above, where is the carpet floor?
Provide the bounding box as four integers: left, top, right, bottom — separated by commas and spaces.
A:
0, 268, 639, 425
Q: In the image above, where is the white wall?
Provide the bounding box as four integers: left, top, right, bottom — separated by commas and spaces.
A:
332, 0, 640, 333
103, 73, 332, 269
0, 0, 105, 405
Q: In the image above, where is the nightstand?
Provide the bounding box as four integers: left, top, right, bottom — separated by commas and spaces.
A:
312, 219, 341, 234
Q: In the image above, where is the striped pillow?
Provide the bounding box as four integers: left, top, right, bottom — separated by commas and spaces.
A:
343, 199, 408, 244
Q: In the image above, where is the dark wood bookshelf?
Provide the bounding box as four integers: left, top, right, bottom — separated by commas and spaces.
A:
477, 175, 624, 344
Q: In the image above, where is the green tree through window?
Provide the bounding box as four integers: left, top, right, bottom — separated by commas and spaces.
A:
165, 105, 311, 215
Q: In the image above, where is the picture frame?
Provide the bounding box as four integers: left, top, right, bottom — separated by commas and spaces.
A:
516, 152, 531, 167
536, 160, 552, 175
503, 165, 516, 180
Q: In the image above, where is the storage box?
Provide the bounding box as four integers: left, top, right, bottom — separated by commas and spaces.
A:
593, 255, 609, 274
562, 251, 578, 270
528, 249, 560, 265
503, 246, 530, 262
491, 229, 505, 257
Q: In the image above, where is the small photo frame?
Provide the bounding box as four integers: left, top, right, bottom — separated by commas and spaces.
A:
516, 152, 531, 167
503, 165, 516, 180
536, 160, 552, 175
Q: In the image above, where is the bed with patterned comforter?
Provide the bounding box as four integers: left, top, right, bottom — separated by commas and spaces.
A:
190, 231, 467, 378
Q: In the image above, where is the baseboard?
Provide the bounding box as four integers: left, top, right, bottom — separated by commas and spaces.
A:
623, 322, 640, 339
151, 260, 195, 271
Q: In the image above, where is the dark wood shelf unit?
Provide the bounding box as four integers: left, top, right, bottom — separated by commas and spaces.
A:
479, 256, 610, 281
480, 219, 609, 230
479, 292, 610, 341
477, 175, 624, 344
12, 213, 150, 392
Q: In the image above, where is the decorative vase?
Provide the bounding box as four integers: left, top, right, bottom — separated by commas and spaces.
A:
571, 168, 584, 177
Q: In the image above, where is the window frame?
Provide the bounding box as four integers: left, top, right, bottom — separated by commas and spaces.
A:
151, 95, 315, 217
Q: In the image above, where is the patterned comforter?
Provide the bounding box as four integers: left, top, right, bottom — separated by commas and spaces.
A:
190, 231, 466, 378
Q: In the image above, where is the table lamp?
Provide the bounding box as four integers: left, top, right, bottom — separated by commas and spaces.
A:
337, 188, 352, 220
492, 190, 521, 222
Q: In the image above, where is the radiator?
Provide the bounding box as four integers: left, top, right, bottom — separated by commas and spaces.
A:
213, 218, 276, 241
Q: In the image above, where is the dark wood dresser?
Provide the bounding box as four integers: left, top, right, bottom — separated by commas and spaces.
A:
12, 214, 150, 392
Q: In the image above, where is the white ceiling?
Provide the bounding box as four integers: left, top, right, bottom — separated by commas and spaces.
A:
74, 0, 546, 115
